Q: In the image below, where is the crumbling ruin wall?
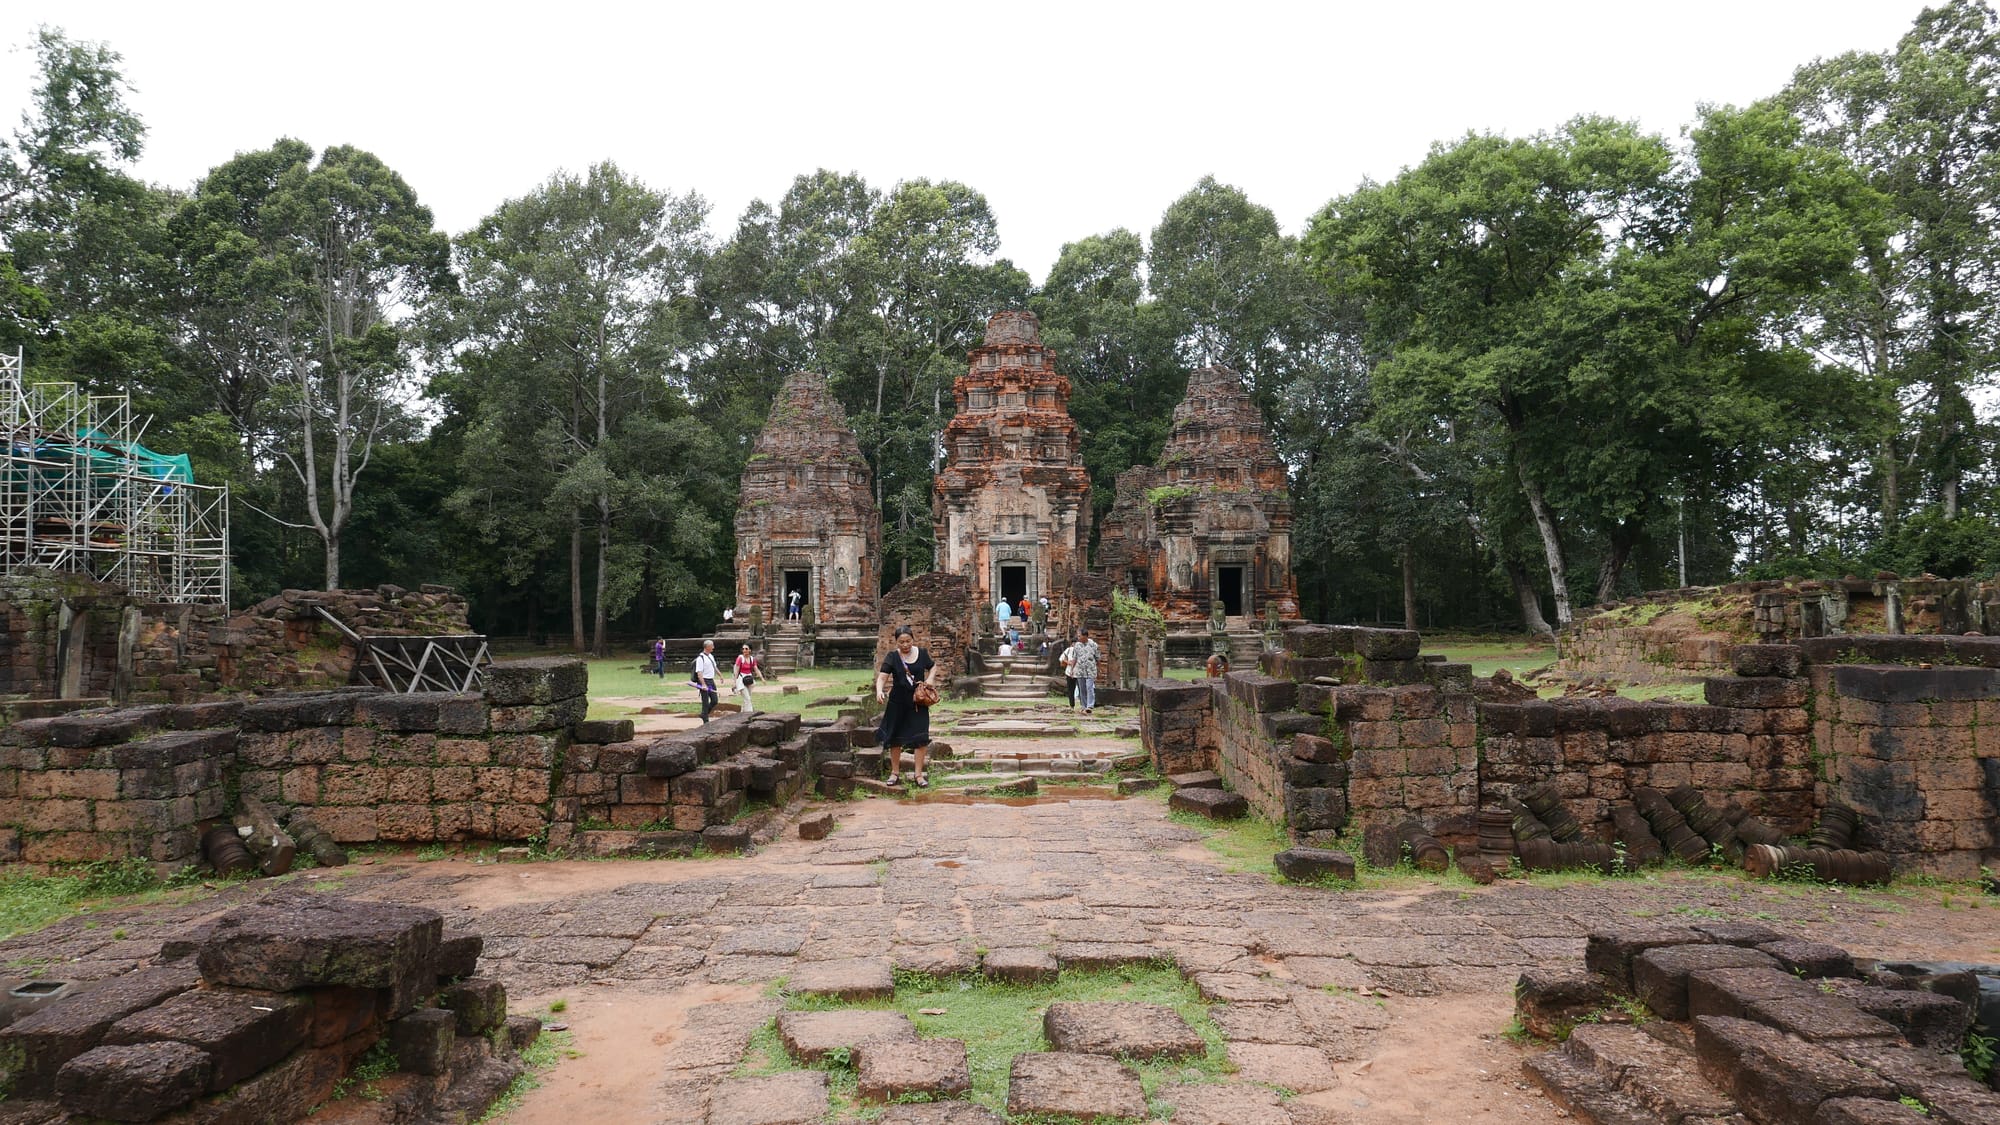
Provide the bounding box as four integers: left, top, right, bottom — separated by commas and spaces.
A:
0, 658, 827, 866
879, 571, 974, 681
1145, 626, 2000, 877
1800, 635, 2000, 879
0, 574, 474, 704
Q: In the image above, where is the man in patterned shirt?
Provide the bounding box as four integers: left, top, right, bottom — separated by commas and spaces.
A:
1071, 628, 1102, 714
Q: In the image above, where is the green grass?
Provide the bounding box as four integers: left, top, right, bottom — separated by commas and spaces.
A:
740, 967, 1234, 1118
551, 655, 878, 723
1419, 634, 1555, 681
0, 858, 203, 941
1165, 804, 1289, 880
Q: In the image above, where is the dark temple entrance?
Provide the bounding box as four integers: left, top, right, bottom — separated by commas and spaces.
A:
999, 564, 1028, 609
1217, 565, 1245, 617
783, 570, 810, 617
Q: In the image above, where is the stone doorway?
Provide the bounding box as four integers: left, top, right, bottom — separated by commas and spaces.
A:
1216, 565, 1246, 617
782, 570, 810, 620
999, 564, 1029, 609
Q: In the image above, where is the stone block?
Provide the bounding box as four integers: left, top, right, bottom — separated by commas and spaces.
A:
1141, 679, 1214, 711
1732, 644, 1805, 679
482, 657, 589, 706
671, 766, 725, 806
1634, 944, 1776, 1021
856, 1037, 970, 1102
1169, 788, 1246, 820
1689, 921, 1788, 947
703, 824, 753, 854
788, 958, 894, 1000
389, 1007, 455, 1075
1513, 969, 1612, 1040
572, 718, 635, 744
1704, 677, 1807, 709
0, 961, 200, 1096
490, 696, 588, 733
709, 1072, 829, 1125
1284, 787, 1348, 832
1043, 1002, 1204, 1060
798, 811, 835, 840
1291, 733, 1346, 763
776, 1009, 915, 1064
1738, 994, 1900, 1043
55, 1041, 210, 1122
1692, 1014, 1895, 1125
437, 977, 507, 1036
103, 988, 310, 1091
195, 896, 443, 1016
1817, 1097, 1933, 1125
1827, 982, 1974, 1051
50, 709, 156, 748
982, 947, 1059, 984
1273, 848, 1355, 882
1224, 671, 1296, 712
106, 728, 234, 769
645, 741, 699, 778
1281, 757, 1347, 787
1006, 1052, 1147, 1119
1582, 925, 1707, 993
1755, 939, 1854, 979
436, 693, 491, 735
355, 693, 441, 732
239, 693, 358, 731
506, 1013, 542, 1051
1687, 965, 1817, 1023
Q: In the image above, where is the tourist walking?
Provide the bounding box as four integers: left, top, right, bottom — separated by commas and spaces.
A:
1072, 628, 1102, 714
788, 589, 801, 621
733, 644, 761, 714
1059, 634, 1079, 708
994, 597, 1012, 627
692, 640, 720, 723
651, 637, 667, 677
875, 625, 938, 788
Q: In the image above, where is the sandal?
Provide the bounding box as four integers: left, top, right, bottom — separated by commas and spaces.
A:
887, 774, 902, 786
915, 774, 929, 788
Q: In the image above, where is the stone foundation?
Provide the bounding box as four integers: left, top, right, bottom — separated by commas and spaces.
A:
1142, 626, 2000, 877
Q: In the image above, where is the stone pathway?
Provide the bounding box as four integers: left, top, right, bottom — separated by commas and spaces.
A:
3, 752, 1994, 1124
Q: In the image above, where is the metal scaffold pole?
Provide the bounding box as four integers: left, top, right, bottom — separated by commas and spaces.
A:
0, 349, 230, 604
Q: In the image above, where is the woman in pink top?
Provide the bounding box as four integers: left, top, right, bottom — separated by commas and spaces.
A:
733, 644, 761, 714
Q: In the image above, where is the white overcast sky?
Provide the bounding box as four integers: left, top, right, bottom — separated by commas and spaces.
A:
2, 0, 1942, 283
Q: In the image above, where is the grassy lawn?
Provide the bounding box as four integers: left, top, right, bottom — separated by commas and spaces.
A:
568, 658, 879, 723
742, 966, 1234, 1118
1419, 634, 1556, 680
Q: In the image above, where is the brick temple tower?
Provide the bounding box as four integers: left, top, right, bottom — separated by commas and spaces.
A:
733, 371, 881, 630
932, 311, 1092, 615
1097, 364, 1299, 625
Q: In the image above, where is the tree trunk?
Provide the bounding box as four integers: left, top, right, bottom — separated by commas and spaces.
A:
592, 496, 611, 657
1516, 461, 1573, 627
1400, 543, 1418, 632
323, 534, 340, 592
1879, 434, 1900, 529
1506, 558, 1554, 638
1595, 532, 1634, 606
569, 514, 585, 653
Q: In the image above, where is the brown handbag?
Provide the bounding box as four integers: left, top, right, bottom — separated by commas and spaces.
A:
913, 681, 940, 708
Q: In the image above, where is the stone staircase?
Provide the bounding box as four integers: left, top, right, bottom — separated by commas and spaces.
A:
762, 622, 804, 675
1227, 628, 1265, 669
1524, 1022, 1739, 1124
969, 640, 1056, 700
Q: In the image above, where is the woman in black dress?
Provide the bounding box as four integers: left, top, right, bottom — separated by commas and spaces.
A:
874, 625, 938, 787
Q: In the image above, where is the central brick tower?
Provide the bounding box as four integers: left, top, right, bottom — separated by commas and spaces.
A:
932, 311, 1092, 615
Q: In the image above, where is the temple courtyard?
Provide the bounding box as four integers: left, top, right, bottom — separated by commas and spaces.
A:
2, 711, 1991, 1125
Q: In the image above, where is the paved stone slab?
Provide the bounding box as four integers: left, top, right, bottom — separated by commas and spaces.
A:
787, 957, 895, 1000
1283, 957, 1372, 991
1163, 1082, 1290, 1125
708, 1072, 829, 1125
716, 927, 808, 956
1225, 1041, 1338, 1092
1043, 1002, 1205, 1060
1209, 1002, 1312, 1045
1054, 942, 1160, 970
1005, 1052, 1148, 1119
983, 947, 1058, 983
1273, 848, 1356, 882
856, 1037, 970, 1101
894, 943, 979, 976
1192, 972, 1291, 1003
776, 1010, 916, 1063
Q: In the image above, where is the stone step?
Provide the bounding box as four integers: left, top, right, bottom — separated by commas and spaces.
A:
1523, 1023, 1741, 1125
1522, 1049, 1665, 1125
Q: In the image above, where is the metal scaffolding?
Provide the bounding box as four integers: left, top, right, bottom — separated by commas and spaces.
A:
1, 349, 230, 603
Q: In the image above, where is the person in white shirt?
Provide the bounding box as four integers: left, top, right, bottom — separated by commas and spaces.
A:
692, 640, 720, 723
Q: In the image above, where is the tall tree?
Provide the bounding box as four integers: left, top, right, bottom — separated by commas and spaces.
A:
445, 162, 720, 654
1784, 0, 2000, 525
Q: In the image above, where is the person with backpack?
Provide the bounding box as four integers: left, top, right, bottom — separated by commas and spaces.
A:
690, 640, 720, 723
